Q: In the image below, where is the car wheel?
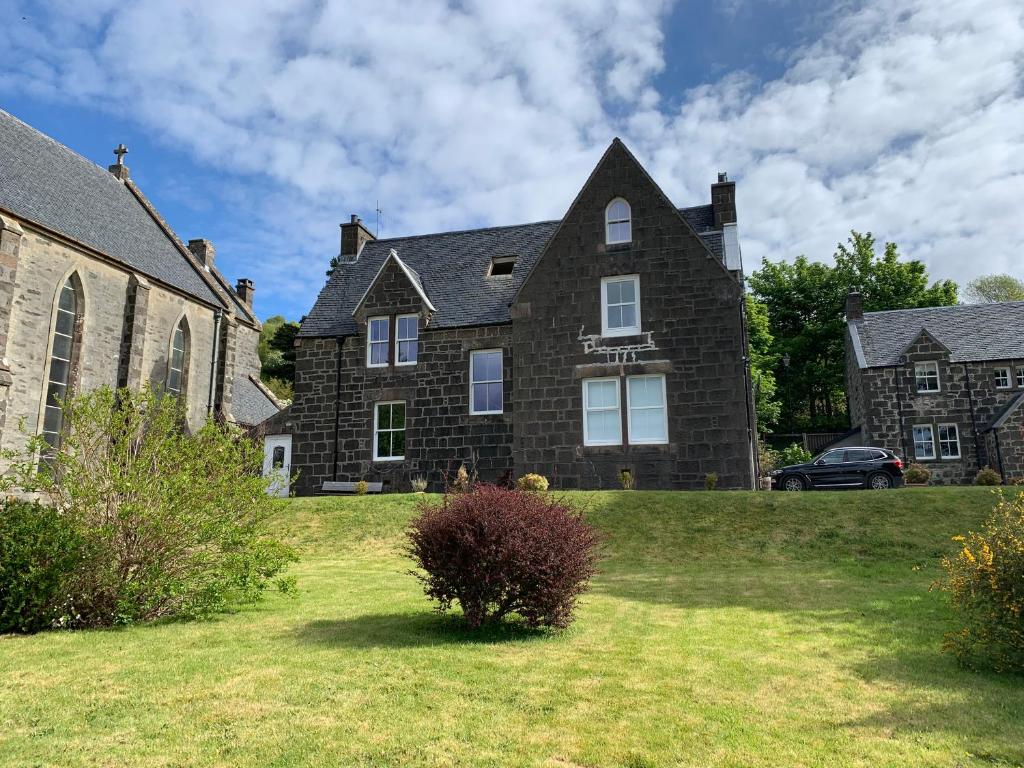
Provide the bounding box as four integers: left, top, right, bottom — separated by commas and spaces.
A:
783, 476, 805, 492
868, 472, 892, 490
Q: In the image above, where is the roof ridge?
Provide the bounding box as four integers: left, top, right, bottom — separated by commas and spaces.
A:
864, 301, 1024, 317
369, 218, 560, 245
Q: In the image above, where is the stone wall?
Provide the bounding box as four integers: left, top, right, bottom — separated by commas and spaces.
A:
0, 218, 251, 457
848, 326, 1024, 484
510, 141, 755, 490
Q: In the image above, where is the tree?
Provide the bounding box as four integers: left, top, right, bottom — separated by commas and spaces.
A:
964, 274, 1024, 304
258, 316, 300, 396
749, 231, 958, 432
746, 296, 781, 432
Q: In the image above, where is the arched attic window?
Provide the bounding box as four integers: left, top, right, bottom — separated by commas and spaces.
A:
41, 274, 83, 451
605, 198, 632, 245
166, 316, 190, 398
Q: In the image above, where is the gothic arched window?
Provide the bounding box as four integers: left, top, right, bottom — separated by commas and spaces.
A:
166, 317, 190, 397
41, 275, 82, 450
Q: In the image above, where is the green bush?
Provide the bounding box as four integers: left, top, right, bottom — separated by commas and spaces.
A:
904, 463, 931, 484
976, 467, 1002, 486
758, 443, 780, 474
704, 472, 718, 491
0, 500, 83, 633
410, 476, 428, 493
619, 470, 635, 490
780, 443, 813, 466
0, 385, 296, 629
516, 473, 549, 492
355, 479, 369, 495
939, 492, 1024, 672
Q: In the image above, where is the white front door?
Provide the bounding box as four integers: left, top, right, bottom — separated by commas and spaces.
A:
262, 435, 292, 498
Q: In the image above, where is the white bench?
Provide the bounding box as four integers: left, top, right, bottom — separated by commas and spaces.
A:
321, 481, 384, 494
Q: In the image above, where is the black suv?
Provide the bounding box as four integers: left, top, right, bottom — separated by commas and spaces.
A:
771, 447, 904, 491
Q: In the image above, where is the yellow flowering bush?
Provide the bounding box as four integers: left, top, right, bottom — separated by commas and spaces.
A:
938, 492, 1024, 673
516, 473, 549, 493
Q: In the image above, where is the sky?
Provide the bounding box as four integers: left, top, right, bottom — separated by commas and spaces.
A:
1, 0, 1022, 322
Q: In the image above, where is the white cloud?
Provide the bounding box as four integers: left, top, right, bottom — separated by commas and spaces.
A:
1, 0, 1022, 316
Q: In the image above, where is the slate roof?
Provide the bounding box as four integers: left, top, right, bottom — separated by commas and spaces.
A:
850, 302, 1024, 367
0, 109, 222, 307
300, 220, 561, 337
300, 203, 726, 338
232, 375, 282, 427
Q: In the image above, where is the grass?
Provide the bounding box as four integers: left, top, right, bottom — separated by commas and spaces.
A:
3, 487, 1024, 767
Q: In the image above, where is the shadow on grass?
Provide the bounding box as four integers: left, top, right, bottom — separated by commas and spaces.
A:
294, 611, 553, 649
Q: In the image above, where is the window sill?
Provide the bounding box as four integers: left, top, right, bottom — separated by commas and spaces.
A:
372, 457, 405, 463
601, 329, 643, 339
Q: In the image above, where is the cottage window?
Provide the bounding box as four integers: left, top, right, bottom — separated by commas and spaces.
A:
627, 375, 669, 444
914, 361, 939, 393
396, 314, 418, 365
583, 378, 621, 446
938, 423, 961, 459
367, 317, 389, 367
470, 349, 503, 414
1017, 366, 1024, 388
601, 275, 641, 337
605, 198, 631, 245
41, 276, 81, 451
166, 317, 189, 396
913, 425, 935, 460
994, 366, 1012, 389
373, 401, 405, 461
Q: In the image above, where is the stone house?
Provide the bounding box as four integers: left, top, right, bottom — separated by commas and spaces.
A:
845, 292, 1024, 483
287, 139, 757, 494
0, 109, 280, 459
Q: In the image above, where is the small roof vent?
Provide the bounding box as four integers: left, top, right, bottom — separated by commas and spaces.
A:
487, 255, 517, 277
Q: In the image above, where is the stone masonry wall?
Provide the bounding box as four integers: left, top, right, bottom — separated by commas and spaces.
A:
511, 141, 755, 490
849, 327, 1024, 484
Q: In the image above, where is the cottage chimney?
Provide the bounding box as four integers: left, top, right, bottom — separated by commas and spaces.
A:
108, 143, 130, 181
187, 239, 216, 270
846, 290, 864, 321
711, 171, 736, 227
235, 278, 254, 310
339, 214, 375, 262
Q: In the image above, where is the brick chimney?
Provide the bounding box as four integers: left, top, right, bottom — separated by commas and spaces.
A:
339, 214, 375, 262
711, 172, 736, 227
846, 289, 863, 321
235, 278, 254, 310
188, 239, 215, 270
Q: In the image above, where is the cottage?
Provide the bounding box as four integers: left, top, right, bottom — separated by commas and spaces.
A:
0, 109, 280, 456
845, 291, 1024, 483
288, 140, 757, 493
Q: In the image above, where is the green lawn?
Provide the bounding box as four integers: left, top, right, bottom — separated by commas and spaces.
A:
2, 488, 1023, 767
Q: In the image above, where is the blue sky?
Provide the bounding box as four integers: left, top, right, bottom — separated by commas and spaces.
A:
1, 0, 1022, 321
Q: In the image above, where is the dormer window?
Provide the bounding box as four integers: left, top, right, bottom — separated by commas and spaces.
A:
914, 361, 939, 393
367, 316, 389, 367
605, 198, 631, 245
487, 256, 517, 277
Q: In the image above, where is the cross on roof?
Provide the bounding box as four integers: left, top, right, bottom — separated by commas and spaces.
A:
113, 143, 128, 165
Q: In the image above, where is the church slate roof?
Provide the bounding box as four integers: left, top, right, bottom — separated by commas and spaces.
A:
299, 204, 726, 338
232, 374, 282, 427
0, 109, 222, 307
849, 302, 1024, 367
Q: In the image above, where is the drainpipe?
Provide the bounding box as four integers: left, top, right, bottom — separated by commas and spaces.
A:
738, 294, 757, 488
963, 362, 983, 471
331, 336, 345, 482
207, 309, 222, 417
893, 360, 909, 460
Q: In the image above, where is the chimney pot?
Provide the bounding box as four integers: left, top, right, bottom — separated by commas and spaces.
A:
187, 239, 216, 269
235, 278, 255, 310
846, 289, 864, 321
718, 172, 728, 182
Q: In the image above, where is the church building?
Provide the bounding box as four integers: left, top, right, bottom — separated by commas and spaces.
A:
0, 109, 281, 458
286, 140, 757, 493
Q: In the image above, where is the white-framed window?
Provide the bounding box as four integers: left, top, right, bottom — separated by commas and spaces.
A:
367, 316, 389, 367
994, 366, 1012, 389
470, 349, 503, 415
914, 361, 940, 393
627, 374, 669, 444
601, 275, 641, 337
605, 198, 631, 245
583, 377, 622, 446
938, 423, 961, 459
913, 424, 936, 460
1017, 366, 1024, 388
396, 314, 418, 366
373, 401, 405, 461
